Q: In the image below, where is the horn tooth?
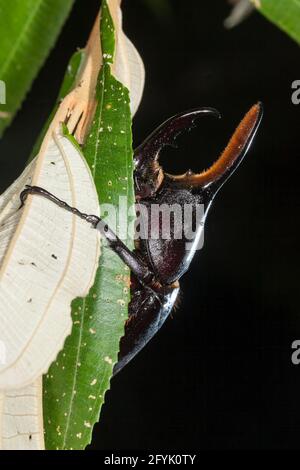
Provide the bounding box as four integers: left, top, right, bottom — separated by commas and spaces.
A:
134, 108, 220, 196
134, 107, 220, 169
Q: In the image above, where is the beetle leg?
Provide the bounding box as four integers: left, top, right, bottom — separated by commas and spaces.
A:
167, 102, 263, 197
134, 107, 220, 198
20, 185, 100, 226
20, 185, 165, 297
99, 221, 167, 298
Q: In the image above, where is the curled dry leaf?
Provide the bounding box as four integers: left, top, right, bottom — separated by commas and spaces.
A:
57, 0, 144, 143
0, 129, 101, 449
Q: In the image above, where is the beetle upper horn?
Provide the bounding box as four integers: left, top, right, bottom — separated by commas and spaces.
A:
168, 102, 263, 194
134, 107, 220, 166
133, 108, 220, 197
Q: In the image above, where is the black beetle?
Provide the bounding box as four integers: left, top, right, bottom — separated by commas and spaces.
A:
21, 102, 263, 374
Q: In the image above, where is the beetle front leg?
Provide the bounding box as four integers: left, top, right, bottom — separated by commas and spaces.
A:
20, 185, 164, 298
20, 185, 100, 226
98, 221, 167, 298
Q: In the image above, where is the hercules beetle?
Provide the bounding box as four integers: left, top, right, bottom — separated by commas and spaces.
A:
21, 102, 263, 374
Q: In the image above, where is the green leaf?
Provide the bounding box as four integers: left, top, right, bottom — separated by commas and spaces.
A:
0, 0, 75, 137
29, 49, 85, 161
100, 0, 115, 62
252, 0, 300, 45
43, 0, 135, 450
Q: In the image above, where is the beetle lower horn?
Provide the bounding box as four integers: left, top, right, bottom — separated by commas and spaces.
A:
168, 102, 263, 194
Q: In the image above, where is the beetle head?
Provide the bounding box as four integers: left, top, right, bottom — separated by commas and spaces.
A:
134, 103, 263, 284
134, 103, 263, 204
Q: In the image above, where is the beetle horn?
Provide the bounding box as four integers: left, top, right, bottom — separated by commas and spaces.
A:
134, 107, 220, 163
168, 102, 263, 195
134, 108, 220, 198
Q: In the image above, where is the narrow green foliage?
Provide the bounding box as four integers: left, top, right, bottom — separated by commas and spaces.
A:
0, 0, 75, 136
29, 50, 85, 160
252, 0, 300, 45
43, 0, 135, 450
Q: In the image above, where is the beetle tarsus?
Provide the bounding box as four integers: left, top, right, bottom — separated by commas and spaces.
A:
20, 185, 101, 227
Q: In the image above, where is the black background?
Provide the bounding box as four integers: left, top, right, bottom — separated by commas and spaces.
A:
1, 0, 300, 450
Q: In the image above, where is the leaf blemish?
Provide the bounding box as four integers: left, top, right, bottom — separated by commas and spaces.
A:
104, 356, 113, 365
